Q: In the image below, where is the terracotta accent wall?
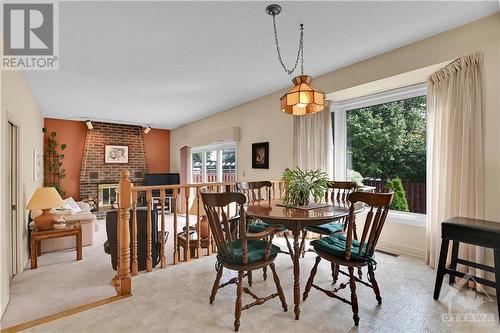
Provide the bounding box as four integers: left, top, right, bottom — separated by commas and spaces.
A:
43, 118, 171, 202
143, 128, 170, 173
43, 118, 87, 200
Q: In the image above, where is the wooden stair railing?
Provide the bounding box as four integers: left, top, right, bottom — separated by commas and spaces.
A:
115, 169, 285, 296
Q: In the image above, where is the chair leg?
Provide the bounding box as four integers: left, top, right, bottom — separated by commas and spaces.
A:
283, 232, 294, 262
331, 262, 339, 284
357, 267, 363, 280
247, 270, 252, 287
262, 267, 267, 281
303, 256, 321, 301
210, 263, 223, 304
234, 271, 243, 332
299, 230, 307, 258
270, 263, 288, 312
449, 241, 459, 285
348, 267, 360, 326
433, 239, 450, 300
368, 266, 382, 304
494, 249, 500, 322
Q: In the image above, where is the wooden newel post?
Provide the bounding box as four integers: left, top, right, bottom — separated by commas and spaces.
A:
118, 170, 132, 295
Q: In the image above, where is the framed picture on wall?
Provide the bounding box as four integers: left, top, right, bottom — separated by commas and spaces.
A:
105, 145, 129, 164
252, 142, 269, 169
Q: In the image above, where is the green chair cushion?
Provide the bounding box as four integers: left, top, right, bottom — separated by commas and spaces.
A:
248, 220, 286, 233
306, 223, 344, 235
311, 233, 370, 261
223, 239, 280, 265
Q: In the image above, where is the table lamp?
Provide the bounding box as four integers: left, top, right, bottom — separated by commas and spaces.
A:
189, 197, 209, 239
26, 187, 64, 230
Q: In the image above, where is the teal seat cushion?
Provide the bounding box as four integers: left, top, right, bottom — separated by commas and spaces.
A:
248, 220, 286, 233
222, 239, 280, 264
306, 222, 344, 235
311, 233, 370, 261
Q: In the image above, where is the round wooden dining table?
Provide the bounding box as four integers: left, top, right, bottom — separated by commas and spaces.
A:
245, 199, 351, 320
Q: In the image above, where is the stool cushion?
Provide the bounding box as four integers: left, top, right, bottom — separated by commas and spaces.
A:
306, 223, 344, 235
223, 239, 280, 264
311, 233, 369, 261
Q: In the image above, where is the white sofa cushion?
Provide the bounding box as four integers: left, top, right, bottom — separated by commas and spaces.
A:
62, 197, 82, 213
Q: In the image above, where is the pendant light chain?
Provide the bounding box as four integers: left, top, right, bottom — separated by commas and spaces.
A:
271, 13, 304, 75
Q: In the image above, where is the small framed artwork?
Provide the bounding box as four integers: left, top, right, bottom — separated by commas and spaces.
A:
105, 145, 129, 164
252, 142, 269, 169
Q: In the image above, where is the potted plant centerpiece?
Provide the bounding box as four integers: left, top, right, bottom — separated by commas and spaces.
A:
282, 168, 329, 207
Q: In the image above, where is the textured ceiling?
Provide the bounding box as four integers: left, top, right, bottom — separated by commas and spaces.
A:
23, 1, 499, 129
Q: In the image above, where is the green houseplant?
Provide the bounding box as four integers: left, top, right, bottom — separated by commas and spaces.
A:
282, 168, 329, 207
43, 128, 67, 198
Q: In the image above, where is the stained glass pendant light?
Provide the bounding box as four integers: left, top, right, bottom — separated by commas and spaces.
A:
266, 4, 325, 115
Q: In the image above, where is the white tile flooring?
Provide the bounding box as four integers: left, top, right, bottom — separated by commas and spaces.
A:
21, 239, 499, 333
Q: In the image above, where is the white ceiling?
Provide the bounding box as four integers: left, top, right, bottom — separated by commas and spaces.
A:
23, 1, 499, 129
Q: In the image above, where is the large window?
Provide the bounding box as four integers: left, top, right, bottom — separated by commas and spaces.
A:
191, 143, 237, 183
333, 84, 427, 214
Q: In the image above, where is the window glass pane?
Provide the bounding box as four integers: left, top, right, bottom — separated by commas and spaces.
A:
206, 151, 218, 183
346, 95, 427, 214
103, 188, 109, 204
222, 148, 236, 182
192, 152, 203, 183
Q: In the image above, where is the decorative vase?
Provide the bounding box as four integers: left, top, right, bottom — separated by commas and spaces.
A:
34, 209, 56, 230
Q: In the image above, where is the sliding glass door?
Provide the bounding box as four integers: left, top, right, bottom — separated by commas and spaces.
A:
191, 143, 237, 183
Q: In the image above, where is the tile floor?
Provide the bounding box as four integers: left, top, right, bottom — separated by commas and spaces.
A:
21, 241, 499, 333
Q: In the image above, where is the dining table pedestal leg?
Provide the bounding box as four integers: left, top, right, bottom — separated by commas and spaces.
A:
292, 228, 301, 320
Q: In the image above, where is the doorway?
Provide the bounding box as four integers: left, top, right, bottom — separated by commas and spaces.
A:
8, 121, 19, 279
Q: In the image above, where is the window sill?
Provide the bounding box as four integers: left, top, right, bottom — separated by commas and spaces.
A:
387, 210, 426, 228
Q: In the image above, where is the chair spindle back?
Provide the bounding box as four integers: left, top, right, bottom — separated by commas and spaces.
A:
325, 181, 357, 206
345, 191, 393, 260
236, 181, 272, 205
201, 191, 249, 264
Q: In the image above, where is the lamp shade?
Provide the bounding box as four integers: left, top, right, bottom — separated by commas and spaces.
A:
189, 197, 206, 216
281, 75, 325, 115
26, 187, 64, 210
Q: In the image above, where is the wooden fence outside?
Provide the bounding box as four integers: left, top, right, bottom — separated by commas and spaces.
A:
362, 178, 426, 214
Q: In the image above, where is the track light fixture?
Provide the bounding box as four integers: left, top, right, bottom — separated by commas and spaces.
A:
85, 120, 93, 130
143, 126, 151, 134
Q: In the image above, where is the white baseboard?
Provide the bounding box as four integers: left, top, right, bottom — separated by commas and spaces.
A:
377, 240, 425, 259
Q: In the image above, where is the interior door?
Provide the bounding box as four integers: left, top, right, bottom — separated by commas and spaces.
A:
8, 122, 19, 279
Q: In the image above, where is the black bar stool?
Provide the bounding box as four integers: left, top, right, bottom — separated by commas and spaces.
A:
433, 216, 500, 321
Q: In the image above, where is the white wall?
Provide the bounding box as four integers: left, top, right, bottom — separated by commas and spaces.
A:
0, 69, 44, 317
171, 13, 500, 258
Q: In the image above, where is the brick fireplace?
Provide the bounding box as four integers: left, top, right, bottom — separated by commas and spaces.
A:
80, 122, 147, 213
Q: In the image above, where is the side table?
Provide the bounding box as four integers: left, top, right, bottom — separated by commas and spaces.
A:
30, 223, 82, 269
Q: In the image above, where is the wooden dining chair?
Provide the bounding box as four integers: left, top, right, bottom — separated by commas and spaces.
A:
302, 191, 393, 327
202, 191, 287, 332
236, 181, 294, 283
306, 181, 358, 236
302, 181, 357, 263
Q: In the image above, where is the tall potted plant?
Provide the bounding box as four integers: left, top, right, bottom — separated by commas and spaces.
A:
282, 168, 329, 207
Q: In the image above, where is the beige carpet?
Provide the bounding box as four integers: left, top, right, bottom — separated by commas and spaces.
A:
0, 215, 189, 329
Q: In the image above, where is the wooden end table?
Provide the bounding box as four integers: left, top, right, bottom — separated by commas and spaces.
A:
30, 223, 82, 269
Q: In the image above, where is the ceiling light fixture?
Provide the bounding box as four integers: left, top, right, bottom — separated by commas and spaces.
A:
266, 4, 325, 116
85, 120, 93, 130
143, 126, 151, 134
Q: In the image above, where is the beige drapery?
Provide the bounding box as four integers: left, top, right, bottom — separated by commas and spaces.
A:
426, 53, 484, 272
292, 100, 333, 178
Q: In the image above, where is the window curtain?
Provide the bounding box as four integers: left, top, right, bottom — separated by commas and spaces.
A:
293, 100, 333, 178
426, 53, 484, 274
